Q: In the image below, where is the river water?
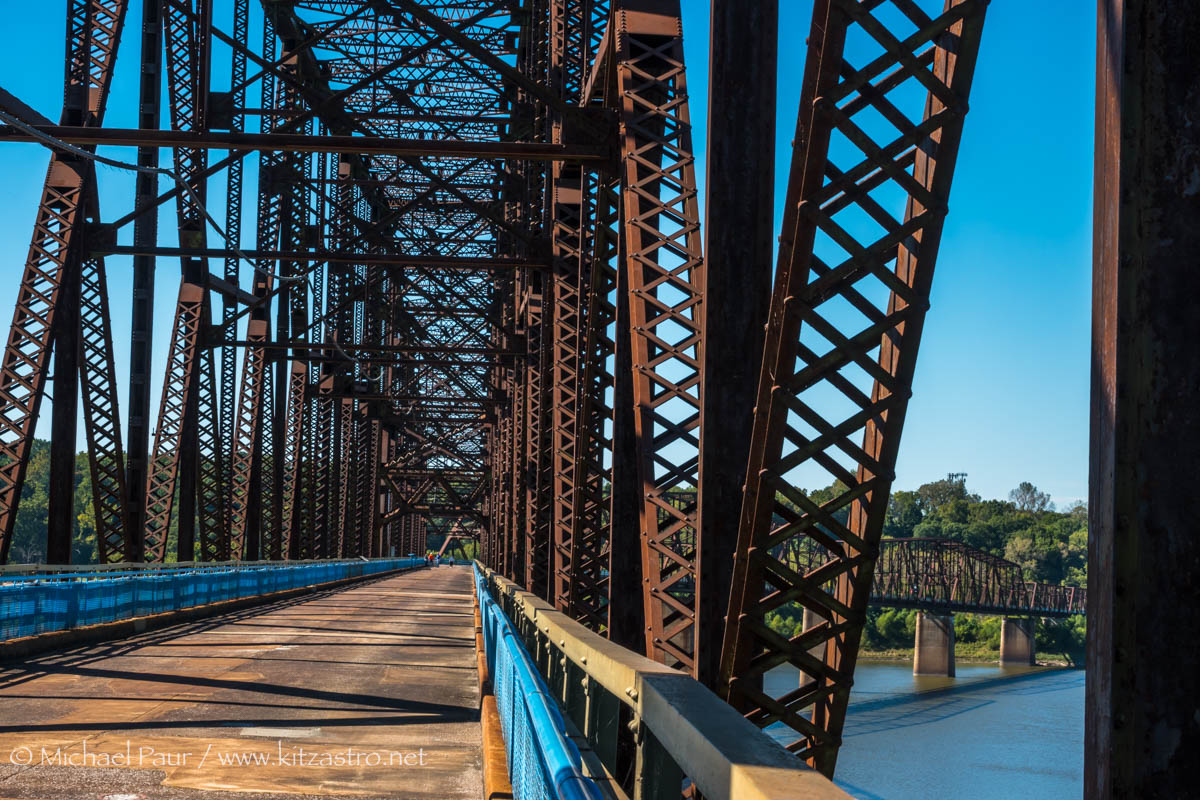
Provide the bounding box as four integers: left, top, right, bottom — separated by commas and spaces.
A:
765, 661, 1085, 799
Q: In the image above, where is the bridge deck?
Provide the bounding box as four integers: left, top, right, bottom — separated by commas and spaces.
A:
0, 566, 482, 799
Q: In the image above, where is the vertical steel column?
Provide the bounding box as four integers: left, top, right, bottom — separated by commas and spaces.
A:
47, 233, 81, 564
195, 326, 227, 558
280, 360, 307, 560
546, 0, 590, 615
145, 0, 214, 561
78, 222, 133, 563
1089, 1, 1200, 796
219, 0, 250, 553
312, 374, 336, 558
523, 286, 549, 594
549, 173, 585, 610
607, 220, 643, 651
0, 0, 129, 564
335, 397, 353, 557
143, 282, 206, 561
229, 321, 268, 560
693, 0, 777, 689
126, 0, 162, 560
613, 0, 706, 673
563, 178, 616, 630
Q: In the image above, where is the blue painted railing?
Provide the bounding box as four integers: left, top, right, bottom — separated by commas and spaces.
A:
474, 565, 604, 800
0, 557, 423, 642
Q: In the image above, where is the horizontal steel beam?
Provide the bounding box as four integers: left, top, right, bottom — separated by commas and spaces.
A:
218, 341, 518, 356
300, 356, 493, 368
868, 596, 1081, 619
235, 108, 515, 126
328, 393, 495, 404
0, 125, 611, 162
380, 417, 490, 425
383, 469, 485, 478
100, 245, 548, 270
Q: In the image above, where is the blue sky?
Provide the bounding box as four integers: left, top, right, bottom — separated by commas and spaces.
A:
0, 1, 1095, 506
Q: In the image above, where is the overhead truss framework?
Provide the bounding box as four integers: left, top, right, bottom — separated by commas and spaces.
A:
0, 0, 987, 778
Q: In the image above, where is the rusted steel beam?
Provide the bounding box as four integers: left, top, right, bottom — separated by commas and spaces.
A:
564, 178, 617, 631
79, 239, 134, 563
613, 0, 707, 675
99, 246, 549, 270
218, 0, 249, 562
523, 299, 548, 593
548, 171, 585, 612
695, 0, 778, 690
47, 220, 82, 565
1089, 1, 1200, 796
143, 283, 206, 561
607, 238, 644, 652
125, 0, 163, 558
142, 0, 217, 563
0, 126, 613, 162
0, 0, 130, 565
221, 342, 519, 356
719, 0, 988, 776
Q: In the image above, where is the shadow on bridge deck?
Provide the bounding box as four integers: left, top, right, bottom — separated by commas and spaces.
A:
0, 566, 482, 799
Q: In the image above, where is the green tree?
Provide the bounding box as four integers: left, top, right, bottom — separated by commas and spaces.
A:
1009, 481, 1054, 513
883, 490, 923, 537
9, 440, 104, 565
916, 474, 978, 514
10, 440, 50, 563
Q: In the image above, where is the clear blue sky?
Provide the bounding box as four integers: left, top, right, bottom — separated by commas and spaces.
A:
0, 1, 1095, 506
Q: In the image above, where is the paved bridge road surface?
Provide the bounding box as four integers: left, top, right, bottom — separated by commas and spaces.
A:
0, 567, 482, 799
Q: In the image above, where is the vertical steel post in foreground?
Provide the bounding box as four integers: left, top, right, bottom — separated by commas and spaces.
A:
696, 0, 778, 690
1089, 1, 1200, 796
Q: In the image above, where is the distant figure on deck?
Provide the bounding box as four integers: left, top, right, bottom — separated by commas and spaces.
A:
434, 555, 440, 567
447, 556, 454, 567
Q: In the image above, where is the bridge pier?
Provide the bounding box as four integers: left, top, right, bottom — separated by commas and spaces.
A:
802, 607, 825, 660
913, 612, 954, 677
1000, 617, 1036, 666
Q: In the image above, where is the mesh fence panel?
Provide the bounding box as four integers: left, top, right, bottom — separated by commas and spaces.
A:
493, 624, 553, 800
474, 566, 604, 800
0, 558, 422, 641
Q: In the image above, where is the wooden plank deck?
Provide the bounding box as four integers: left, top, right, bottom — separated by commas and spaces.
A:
0, 565, 483, 799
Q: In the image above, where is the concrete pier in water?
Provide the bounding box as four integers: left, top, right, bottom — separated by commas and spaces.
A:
913, 612, 955, 677
1000, 617, 1036, 666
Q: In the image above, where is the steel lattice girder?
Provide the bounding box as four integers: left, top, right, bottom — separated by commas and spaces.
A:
718, 0, 988, 777
0, 0, 130, 565
612, 0, 707, 676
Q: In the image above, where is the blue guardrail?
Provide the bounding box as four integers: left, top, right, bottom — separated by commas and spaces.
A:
0, 557, 423, 642
474, 566, 604, 800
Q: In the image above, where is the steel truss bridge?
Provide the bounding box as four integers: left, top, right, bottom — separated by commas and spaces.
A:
0, 0, 1061, 780
784, 538, 1087, 618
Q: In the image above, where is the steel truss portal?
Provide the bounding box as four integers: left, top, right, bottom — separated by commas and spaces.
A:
0, 0, 989, 779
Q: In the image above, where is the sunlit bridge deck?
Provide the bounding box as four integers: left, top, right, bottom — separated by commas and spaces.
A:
0, 568, 482, 799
